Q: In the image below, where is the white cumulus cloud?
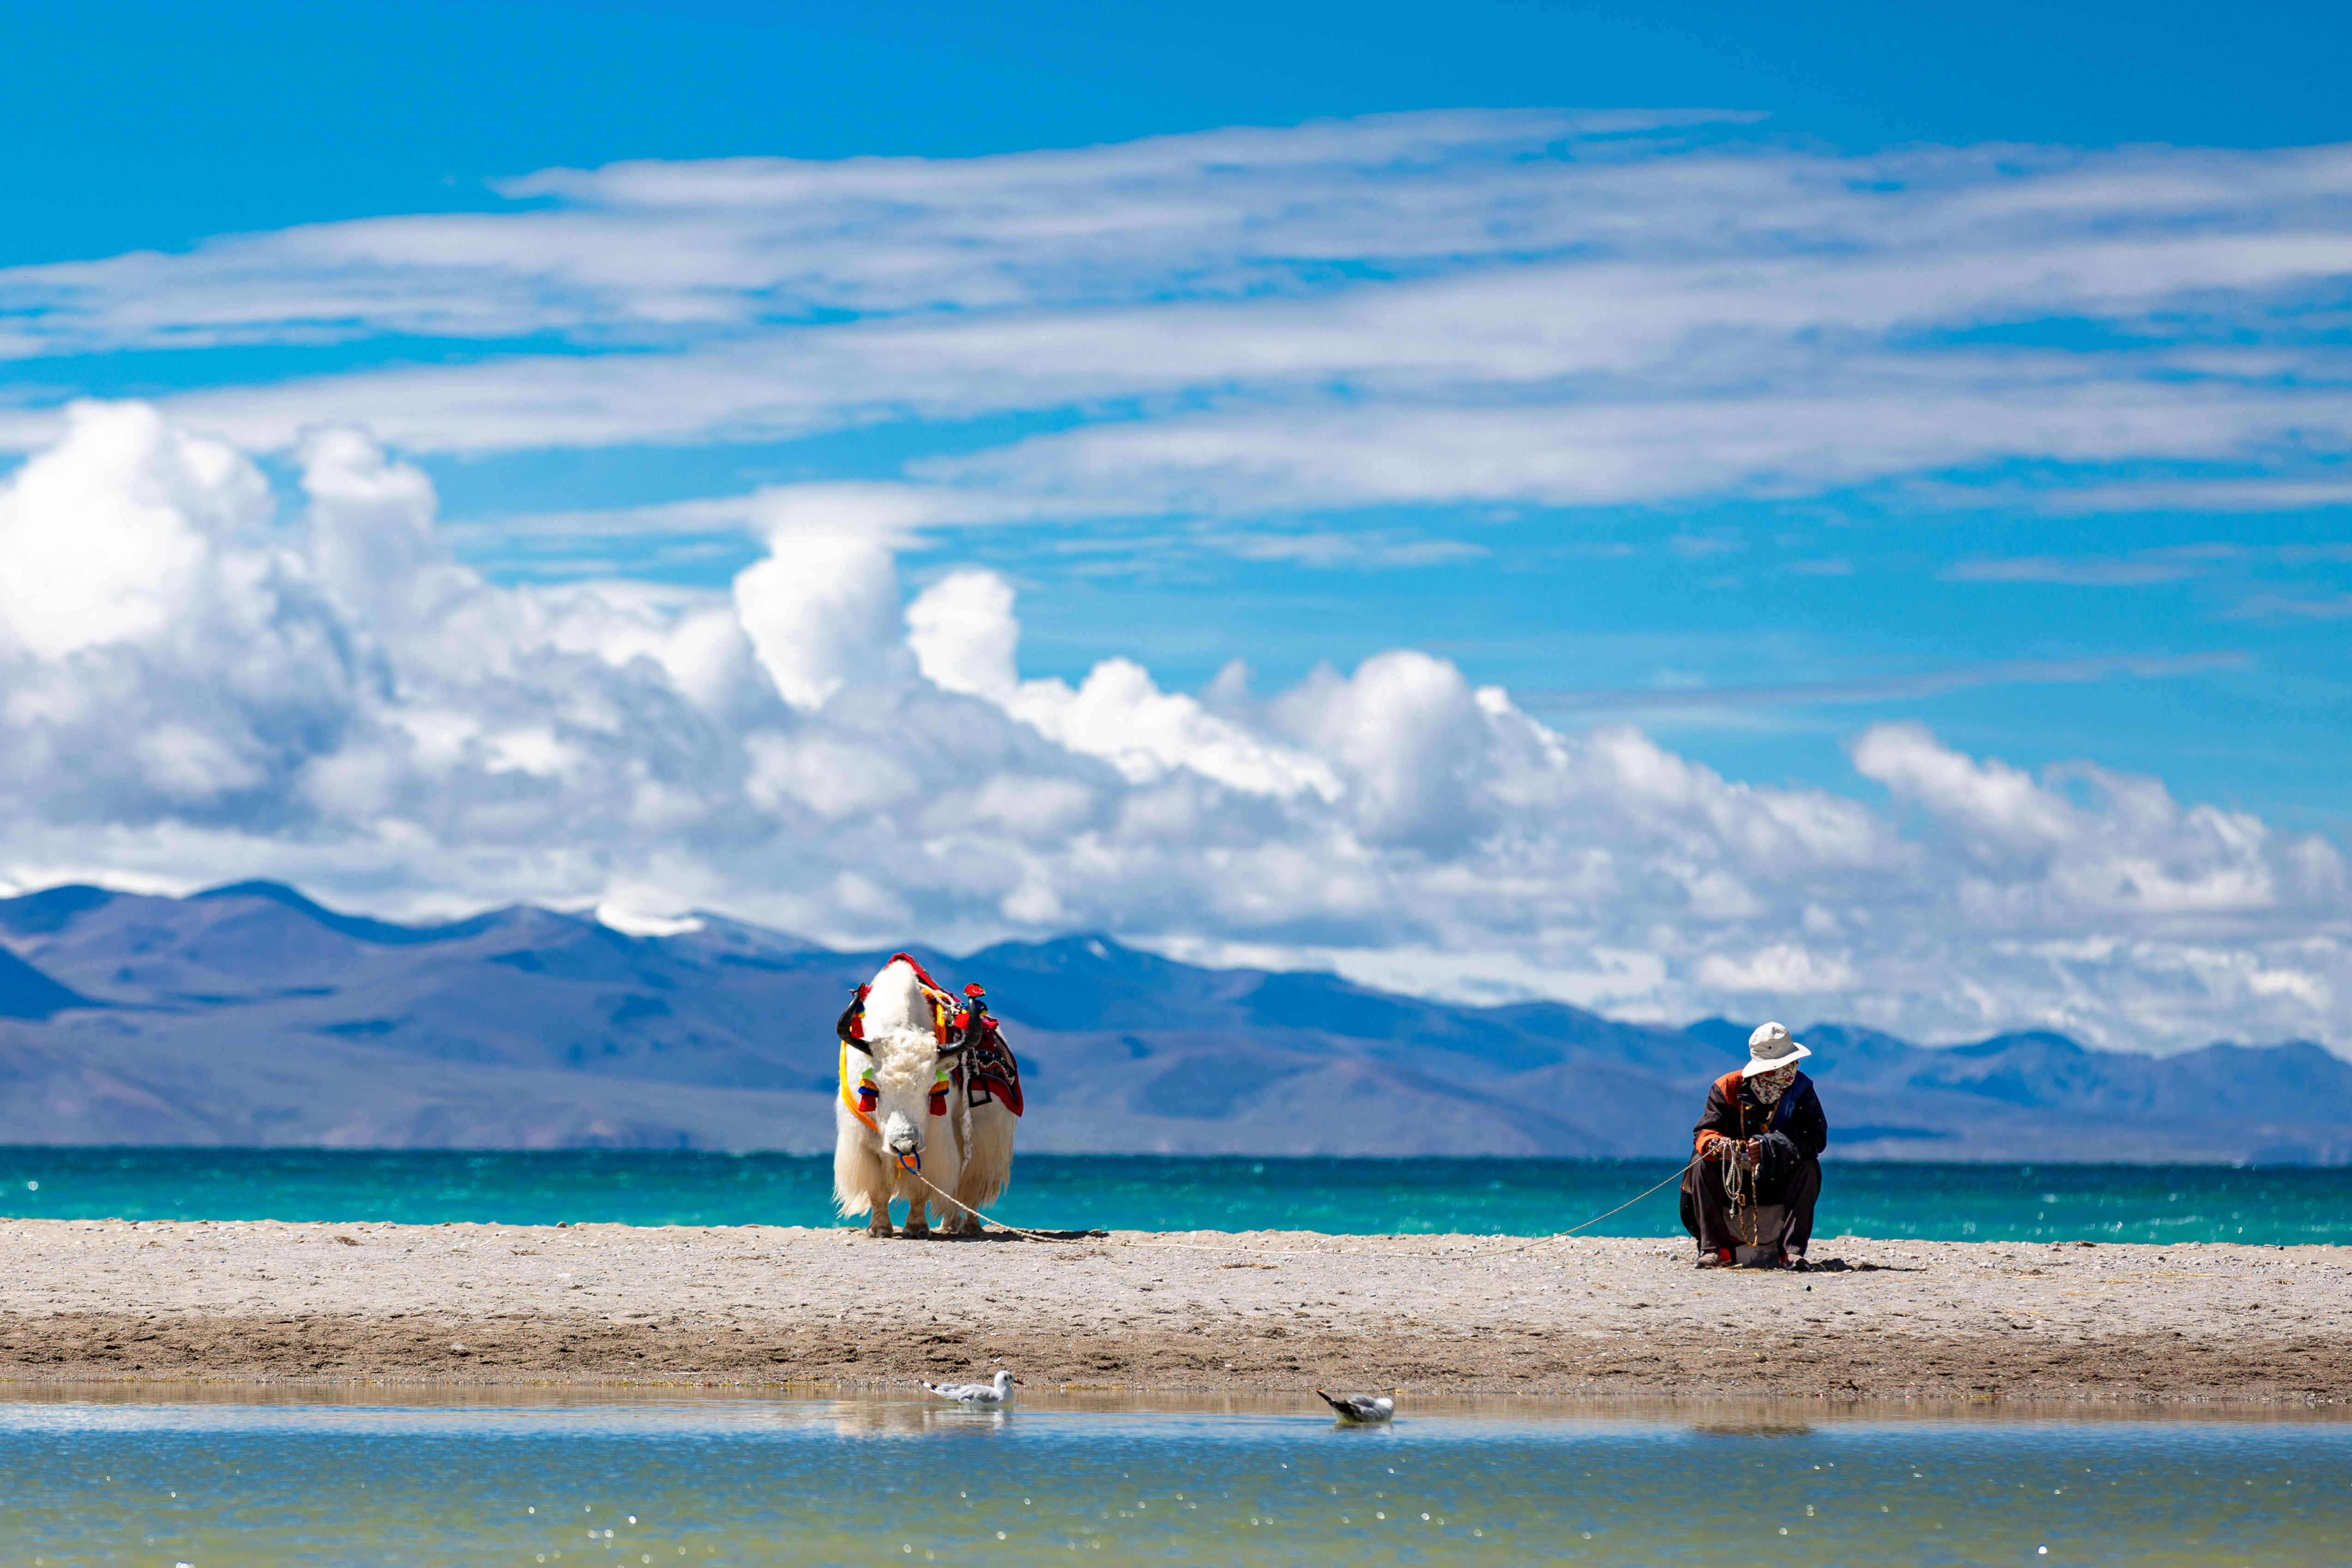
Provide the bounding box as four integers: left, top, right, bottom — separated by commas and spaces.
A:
0, 404, 2345, 1055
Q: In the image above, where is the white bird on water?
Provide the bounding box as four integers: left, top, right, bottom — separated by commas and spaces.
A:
924, 1369, 1023, 1406
1316, 1388, 1395, 1423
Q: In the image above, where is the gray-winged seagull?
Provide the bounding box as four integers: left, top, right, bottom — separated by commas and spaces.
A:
924, 1369, 1023, 1406
1316, 1388, 1395, 1423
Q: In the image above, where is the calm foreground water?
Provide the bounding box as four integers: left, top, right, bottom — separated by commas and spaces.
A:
2, 1149, 2348, 1244
3, 1388, 2346, 1567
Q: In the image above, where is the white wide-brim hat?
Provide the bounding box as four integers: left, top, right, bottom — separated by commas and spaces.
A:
1741, 1021, 1813, 1077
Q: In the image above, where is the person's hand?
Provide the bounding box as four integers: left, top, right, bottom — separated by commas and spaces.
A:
1744, 1137, 1762, 1158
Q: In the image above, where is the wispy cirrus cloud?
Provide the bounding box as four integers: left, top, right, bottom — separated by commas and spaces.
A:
1197, 530, 1488, 568
1, 111, 2347, 532
1941, 545, 2352, 626
1944, 554, 2219, 586
1511, 651, 2251, 716
2230, 591, 2352, 621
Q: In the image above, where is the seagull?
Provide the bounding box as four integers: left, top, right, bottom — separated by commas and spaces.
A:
1315, 1388, 1395, 1423
923, 1368, 1023, 1406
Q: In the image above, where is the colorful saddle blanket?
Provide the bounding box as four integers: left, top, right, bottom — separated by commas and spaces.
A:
964, 1021, 1024, 1117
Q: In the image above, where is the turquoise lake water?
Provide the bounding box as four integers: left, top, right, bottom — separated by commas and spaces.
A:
2, 1149, 2347, 1243
6, 1388, 2347, 1567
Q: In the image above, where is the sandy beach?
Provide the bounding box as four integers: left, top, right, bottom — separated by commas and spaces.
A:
3, 1218, 2346, 1404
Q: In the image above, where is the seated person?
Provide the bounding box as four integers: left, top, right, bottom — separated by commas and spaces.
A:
1680, 1022, 1828, 1269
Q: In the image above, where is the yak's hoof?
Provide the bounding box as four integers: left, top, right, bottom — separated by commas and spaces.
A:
866, 1220, 894, 1238
903, 1223, 932, 1239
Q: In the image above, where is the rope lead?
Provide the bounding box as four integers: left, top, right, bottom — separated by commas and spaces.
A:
880, 1158, 1700, 1261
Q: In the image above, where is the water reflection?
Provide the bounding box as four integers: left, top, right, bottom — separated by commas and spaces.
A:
1689, 1415, 1816, 1439
3, 1387, 2348, 1567
821, 1399, 1011, 1438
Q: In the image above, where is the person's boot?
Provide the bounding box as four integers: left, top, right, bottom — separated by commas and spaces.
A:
1695, 1248, 1737, 1268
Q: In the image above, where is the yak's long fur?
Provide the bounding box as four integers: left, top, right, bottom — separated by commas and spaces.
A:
955, 1096, 1017, 1218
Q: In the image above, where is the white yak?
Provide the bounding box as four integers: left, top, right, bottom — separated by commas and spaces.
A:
833, 956, 1016, 1237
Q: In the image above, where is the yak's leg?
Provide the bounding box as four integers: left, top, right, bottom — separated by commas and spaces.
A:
901, 1164, 959, 1239
834, 1132, 895, 1238
880, 1166, 925, 1239
928, 1196, 974, 1235
856, 1152, 895, 1237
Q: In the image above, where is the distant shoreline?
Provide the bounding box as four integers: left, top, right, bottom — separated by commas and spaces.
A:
2, 1220, 2347, 1403
4, 1149, 2348, 1246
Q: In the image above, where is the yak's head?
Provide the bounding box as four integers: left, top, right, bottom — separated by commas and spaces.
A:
848, 957, 968, 1169
859, 1025, 961, 1164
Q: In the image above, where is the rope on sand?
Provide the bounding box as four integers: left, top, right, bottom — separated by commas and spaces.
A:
1447, 1160, 1698, 1260
895, 1157, 1698, 1261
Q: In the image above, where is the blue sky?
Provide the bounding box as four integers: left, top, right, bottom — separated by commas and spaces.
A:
0, 2, 2346, 1049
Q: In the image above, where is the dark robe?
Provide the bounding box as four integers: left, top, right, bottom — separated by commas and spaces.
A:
1679, 1068, 1827, 1258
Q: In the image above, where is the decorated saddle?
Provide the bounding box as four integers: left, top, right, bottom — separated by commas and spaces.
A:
956, 983, 1025, 1118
